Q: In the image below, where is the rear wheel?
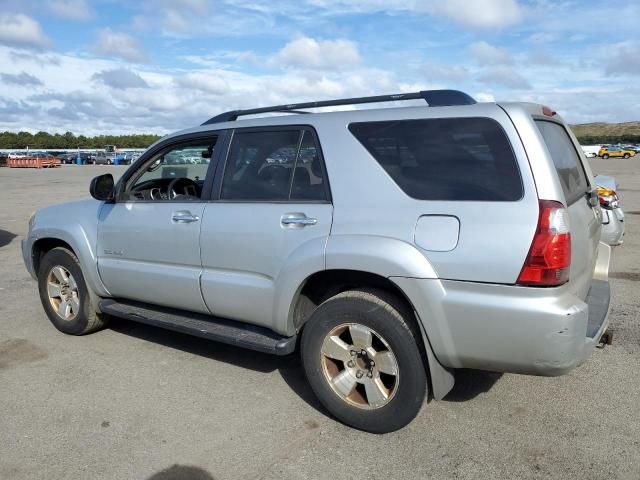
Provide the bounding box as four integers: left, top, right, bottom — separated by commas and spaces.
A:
38, 247, 108, 335
106, 159, 112, 165
301, 289, 427, 433
603, 154, 609, 159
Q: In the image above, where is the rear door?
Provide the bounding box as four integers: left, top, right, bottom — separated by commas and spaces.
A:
535, 120, 600, 298
199, 127, 332, 331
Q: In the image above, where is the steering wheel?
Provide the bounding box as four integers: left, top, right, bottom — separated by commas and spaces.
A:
168, 177, 199, 200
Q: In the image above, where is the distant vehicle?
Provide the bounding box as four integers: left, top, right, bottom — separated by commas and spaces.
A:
581, 145, 600, 158
595, 175, 624, 246
598, 147, 636, 159
28, 152, 56, 160
92, 152, 113, 165
61, 152, 91, 165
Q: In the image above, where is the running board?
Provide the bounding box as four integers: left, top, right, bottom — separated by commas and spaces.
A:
99, 299, 297, 355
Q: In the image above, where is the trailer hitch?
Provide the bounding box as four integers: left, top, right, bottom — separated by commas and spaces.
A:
597, 329, 614, 348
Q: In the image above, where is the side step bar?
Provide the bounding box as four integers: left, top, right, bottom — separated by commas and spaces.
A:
99, 299, 297, 355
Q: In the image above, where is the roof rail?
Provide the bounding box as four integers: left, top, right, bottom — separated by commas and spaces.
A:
201, 89, 476, 125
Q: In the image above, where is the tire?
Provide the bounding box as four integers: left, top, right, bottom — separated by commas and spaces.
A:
624, 153, 630, 158
37, 247, 108, 335
301, 289, 427, 433
107, 160, 112, 165
603, 154, 609, 159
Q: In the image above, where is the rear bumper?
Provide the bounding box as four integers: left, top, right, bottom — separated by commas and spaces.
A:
392, 243, 612, 376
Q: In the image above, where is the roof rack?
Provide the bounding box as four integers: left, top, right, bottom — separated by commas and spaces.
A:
201, 89, 476, 125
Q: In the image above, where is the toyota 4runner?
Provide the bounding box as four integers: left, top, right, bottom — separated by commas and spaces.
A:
22, 90, 612, 433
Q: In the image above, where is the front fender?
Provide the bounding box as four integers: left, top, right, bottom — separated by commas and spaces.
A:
26, 199, 110, 297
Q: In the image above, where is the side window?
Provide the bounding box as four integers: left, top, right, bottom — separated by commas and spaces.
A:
124, 138, 216, 201
291, 130, 327, 201
535, 120, 589, 204
348, 118, 522, 201
221, 129, 328, 202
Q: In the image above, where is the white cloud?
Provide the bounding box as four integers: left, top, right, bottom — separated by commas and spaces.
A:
605, 41, 640, 76
175, 72, 229, 94
92, 69, 149, 89
271, 36, 362, 70
423, 62, 470, 82
427, 0, 522, 28
94, 28, 148, 63
477, 66, 531, 89
306, 0, 523, 28
527, 50, 561, 66
1, 71, 44, 86
0, 13, 51, 49
469, 41, 512, 65
474, 91, 496, 102
48, 0, 92, 21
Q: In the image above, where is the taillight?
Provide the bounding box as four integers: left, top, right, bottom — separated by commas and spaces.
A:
517, 200, 571, 287
597, 186, 619, 210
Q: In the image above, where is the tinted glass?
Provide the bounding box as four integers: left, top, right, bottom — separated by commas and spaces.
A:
221, 130, 300, 200
290, 130, 327, 201
349, 118, 522, 201
536, 120, 589, 204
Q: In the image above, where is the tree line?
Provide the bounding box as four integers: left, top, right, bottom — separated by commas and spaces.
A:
1, 129, 639, 150
573, 134, 640, 145
0, 131, 162, 149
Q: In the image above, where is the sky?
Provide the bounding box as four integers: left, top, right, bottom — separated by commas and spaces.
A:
0, 0, 639, 135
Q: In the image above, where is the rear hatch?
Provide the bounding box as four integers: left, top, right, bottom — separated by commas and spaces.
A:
535, 118, 601, 299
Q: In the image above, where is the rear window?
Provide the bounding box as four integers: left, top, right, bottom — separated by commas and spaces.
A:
348, 118, 522, 201
535, 120, 589, 204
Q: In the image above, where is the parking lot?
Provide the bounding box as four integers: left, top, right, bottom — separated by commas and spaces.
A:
1, 161, 639, 480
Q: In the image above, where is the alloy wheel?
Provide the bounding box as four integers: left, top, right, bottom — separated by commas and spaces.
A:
320, 323, 399, 409
46, 265, 80, 321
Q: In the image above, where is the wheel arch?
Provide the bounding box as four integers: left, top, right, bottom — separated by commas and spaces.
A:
30, 228, 110, 299
290, 268, 455, 400
32, 237, 74, 275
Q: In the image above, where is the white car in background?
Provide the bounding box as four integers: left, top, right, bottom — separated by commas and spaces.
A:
582, 145, 600, 158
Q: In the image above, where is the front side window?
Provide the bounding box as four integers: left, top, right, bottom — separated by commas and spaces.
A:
123, 138, 216, 201
221, 128, 328, 201
349, 118, 523, 201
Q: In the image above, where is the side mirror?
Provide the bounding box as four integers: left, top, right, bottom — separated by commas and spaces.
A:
90, 174, 115, 201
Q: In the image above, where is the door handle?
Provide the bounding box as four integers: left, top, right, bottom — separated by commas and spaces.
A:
172, 211, 200, 223
281, 213, 318, 228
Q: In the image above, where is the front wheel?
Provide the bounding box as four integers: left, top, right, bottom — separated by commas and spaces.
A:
603, 154, 609, 159
38, 247, 108, 335
624, 153, 630, 158
301, 289, 427, 433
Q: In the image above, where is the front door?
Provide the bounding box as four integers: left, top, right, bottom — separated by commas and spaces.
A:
199, 128, 332, 331
97, 135, 220, 313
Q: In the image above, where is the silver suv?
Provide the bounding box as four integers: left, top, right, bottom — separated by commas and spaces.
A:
22, 90, 612, 433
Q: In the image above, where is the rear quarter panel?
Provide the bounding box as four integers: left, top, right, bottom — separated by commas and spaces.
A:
316, 104, 540, 284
